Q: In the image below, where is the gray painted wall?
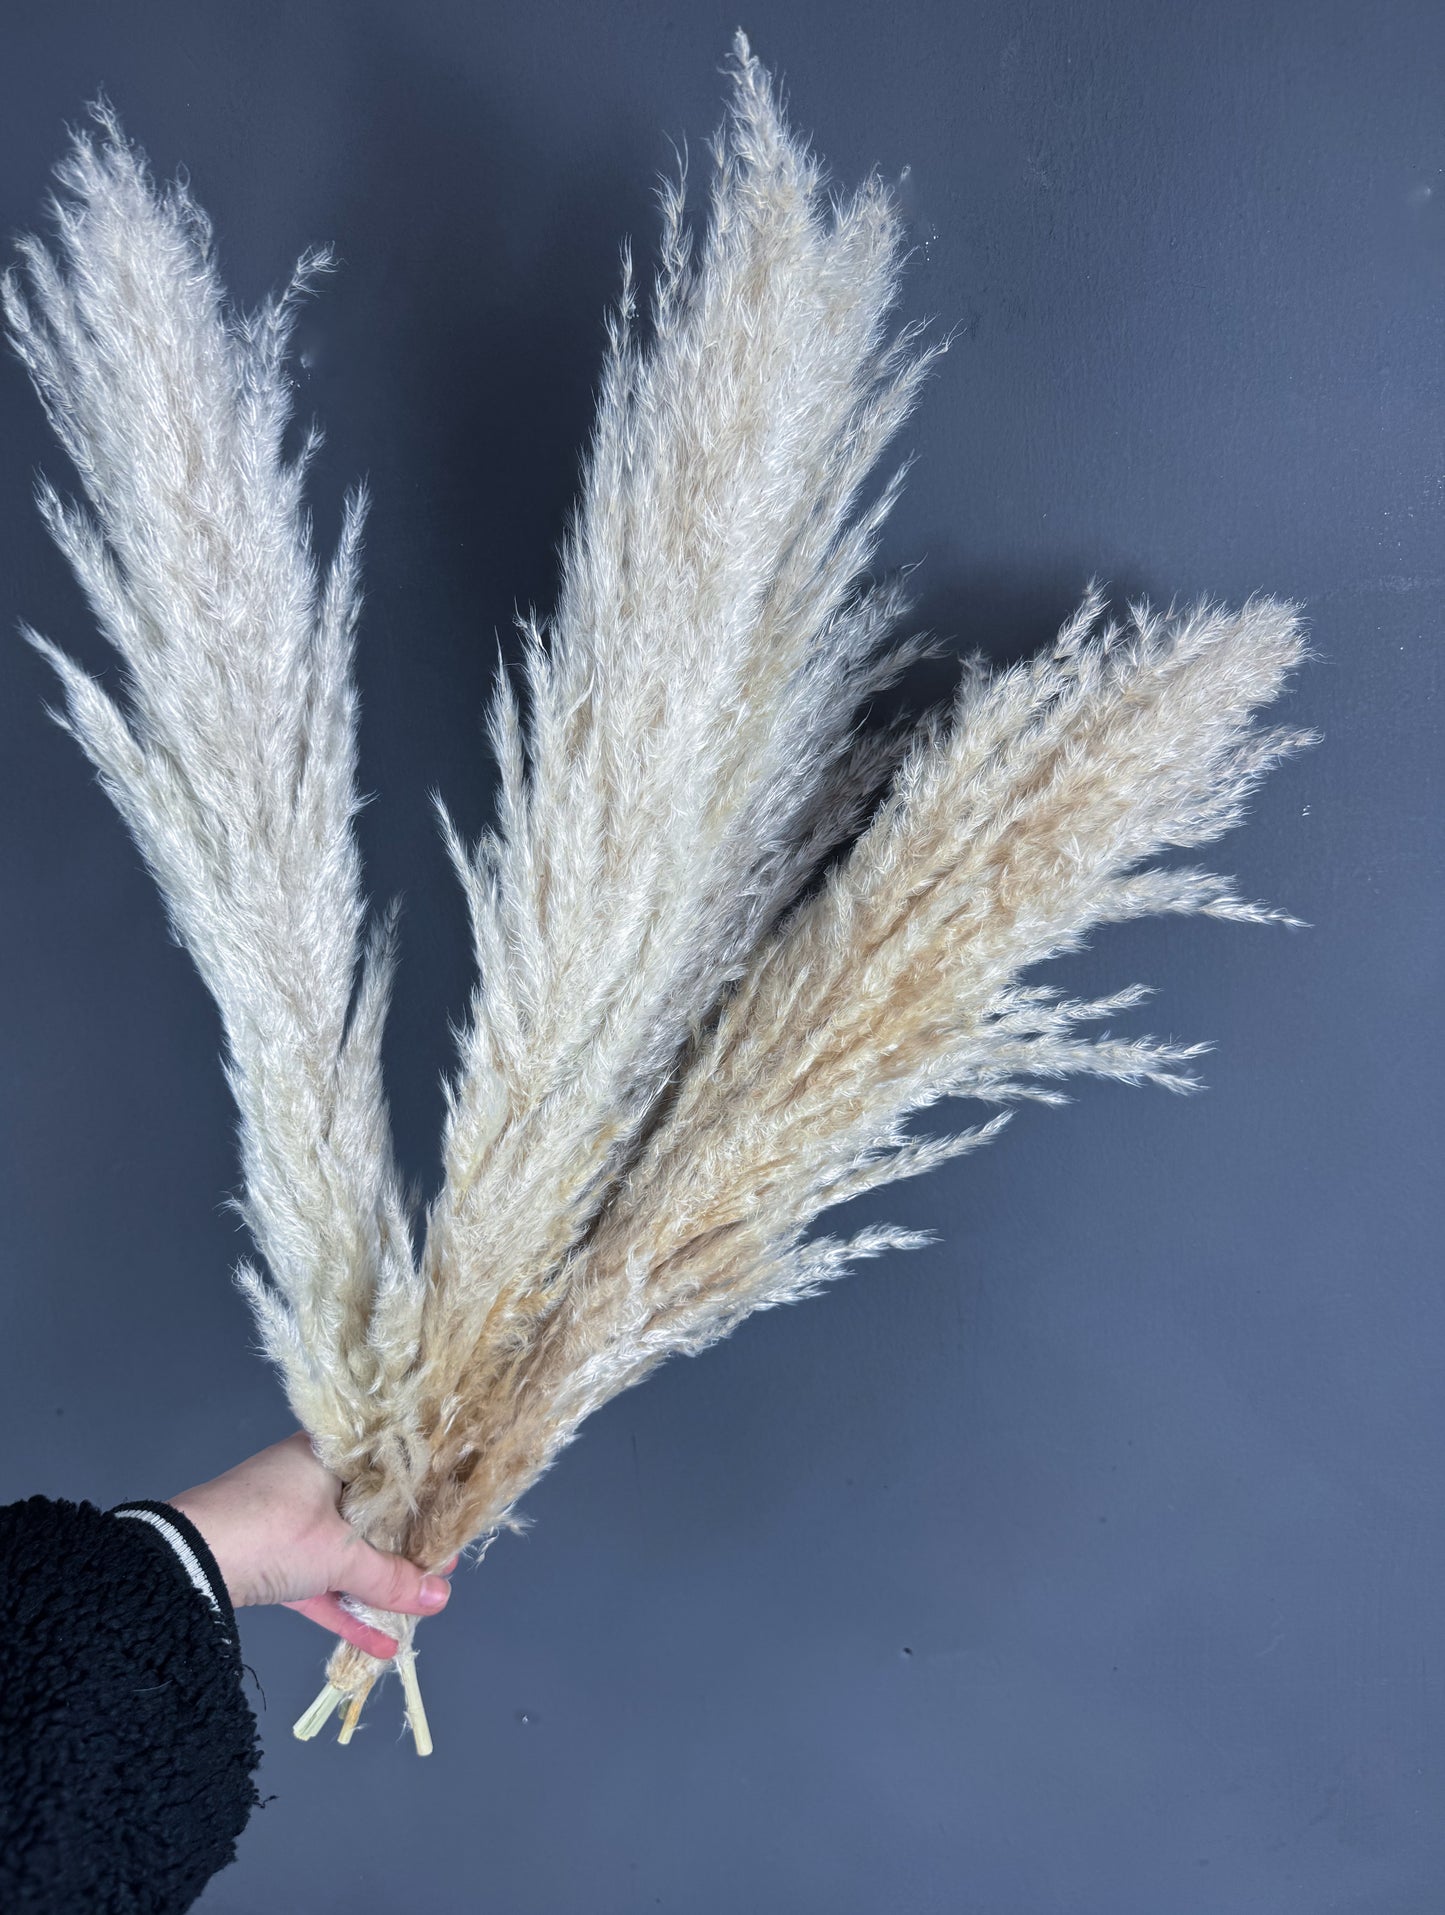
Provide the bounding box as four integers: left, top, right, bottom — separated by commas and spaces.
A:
0, 3, 1440, 1910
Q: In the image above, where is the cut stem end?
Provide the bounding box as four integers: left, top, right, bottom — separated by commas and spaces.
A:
293, 1683, 344, 1741
397, 1647, 433, 1756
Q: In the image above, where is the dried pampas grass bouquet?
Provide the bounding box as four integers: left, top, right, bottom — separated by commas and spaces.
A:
6, 33, 1311, 1754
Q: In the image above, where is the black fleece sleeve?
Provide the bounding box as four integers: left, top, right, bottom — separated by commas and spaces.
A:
0, 1493, 264, 1914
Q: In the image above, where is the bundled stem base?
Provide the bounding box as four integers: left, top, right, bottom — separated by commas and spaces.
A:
293, 1635, 432, 1754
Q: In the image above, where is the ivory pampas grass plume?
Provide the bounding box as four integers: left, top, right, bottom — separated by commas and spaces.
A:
7, 33, 1312, 1755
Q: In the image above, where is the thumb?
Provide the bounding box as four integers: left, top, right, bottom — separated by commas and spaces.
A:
335, 1540, 452, 1618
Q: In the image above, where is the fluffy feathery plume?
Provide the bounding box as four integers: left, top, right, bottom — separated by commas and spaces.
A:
9, 36, 1311, 1757
372, 589, 1312, 1599
1, 107, 423, 1493
405, 31, 941, 1534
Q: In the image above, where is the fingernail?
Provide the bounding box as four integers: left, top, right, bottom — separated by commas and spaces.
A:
420, 1576, 450, 1609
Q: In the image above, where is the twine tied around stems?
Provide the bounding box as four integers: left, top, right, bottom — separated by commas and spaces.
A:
293, 1607, 432, 1754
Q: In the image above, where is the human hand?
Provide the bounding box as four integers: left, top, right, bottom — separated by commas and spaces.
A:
167, 1431, 456, 1660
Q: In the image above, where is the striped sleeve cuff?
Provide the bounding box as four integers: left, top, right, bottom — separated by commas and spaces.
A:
109, 1499, 237, 1637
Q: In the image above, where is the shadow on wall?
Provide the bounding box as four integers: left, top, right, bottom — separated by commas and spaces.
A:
297, 17, 662, 1201
871, 562, 1155, 725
